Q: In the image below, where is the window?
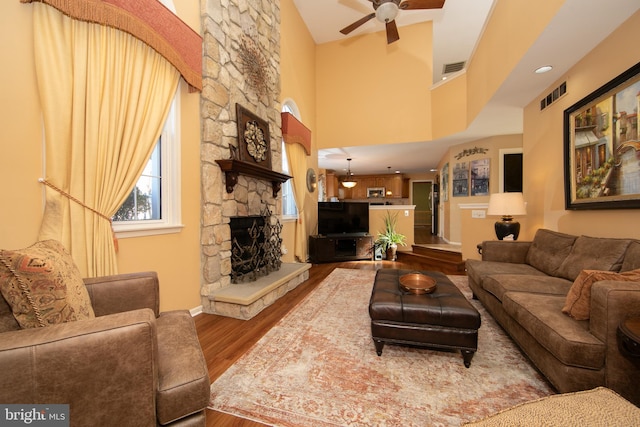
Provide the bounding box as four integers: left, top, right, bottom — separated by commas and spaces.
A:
112, 95, 182, 237
281, 102, 299, 219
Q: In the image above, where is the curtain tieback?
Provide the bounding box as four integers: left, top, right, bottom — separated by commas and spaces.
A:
38, 178, 119, 252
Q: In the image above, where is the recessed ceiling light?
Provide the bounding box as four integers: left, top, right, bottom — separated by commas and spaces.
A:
535, 65, 553, 74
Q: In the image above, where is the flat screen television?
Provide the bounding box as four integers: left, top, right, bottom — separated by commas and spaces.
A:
318, 202, 369, 236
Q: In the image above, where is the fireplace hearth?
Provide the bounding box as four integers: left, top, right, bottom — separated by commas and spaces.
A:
230, 208, 282, 283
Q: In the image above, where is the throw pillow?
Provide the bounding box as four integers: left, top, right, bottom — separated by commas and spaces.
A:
0, 240, 95, 328
562, 268, 640, 320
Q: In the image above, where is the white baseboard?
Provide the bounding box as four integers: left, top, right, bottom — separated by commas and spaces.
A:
190, 305, 203, 317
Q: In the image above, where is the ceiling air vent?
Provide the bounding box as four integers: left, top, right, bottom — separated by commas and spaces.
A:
442, 61, 466, 74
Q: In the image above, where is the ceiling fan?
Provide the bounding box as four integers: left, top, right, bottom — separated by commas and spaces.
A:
339, 0, 446, 44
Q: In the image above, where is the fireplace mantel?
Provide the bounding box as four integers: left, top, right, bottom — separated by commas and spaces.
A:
216, 159, 291, 197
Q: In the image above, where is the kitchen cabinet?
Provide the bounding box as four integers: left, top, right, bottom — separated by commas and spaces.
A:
334, 173, 409, 199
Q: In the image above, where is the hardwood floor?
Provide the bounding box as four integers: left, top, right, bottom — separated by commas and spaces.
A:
195, 241, 452, 426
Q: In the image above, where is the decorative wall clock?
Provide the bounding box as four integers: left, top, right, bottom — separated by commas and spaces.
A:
236, 104, 271, 169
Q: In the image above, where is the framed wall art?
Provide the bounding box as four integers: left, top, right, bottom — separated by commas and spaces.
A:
452, 162, 469, 197
470, 158, 490, 196
564, 61, 640, 209
441, 163, 449, 202
236, 103, 272, 169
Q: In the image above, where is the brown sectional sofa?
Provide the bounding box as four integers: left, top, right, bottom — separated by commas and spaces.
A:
466, 229, 640, 405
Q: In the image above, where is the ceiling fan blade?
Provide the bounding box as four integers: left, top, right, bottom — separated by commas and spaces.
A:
340, 13, 376, 35
400, 0, 446, 10
386, 20, 400, 44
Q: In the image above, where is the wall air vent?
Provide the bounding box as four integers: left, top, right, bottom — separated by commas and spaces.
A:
540, 81, 567, 111
442, 61, 466, 74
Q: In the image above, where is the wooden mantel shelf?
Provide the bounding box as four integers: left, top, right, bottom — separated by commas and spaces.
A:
215, 159, 291, 197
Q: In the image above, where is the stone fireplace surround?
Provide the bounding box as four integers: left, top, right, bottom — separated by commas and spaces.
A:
199, 0, 309, 320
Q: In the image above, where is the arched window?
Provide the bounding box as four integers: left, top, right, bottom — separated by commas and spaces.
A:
282, 100, 299, 219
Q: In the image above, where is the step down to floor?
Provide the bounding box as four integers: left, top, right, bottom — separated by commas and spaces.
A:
398, 245, 466, 275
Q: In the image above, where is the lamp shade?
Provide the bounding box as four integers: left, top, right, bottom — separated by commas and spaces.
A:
487, 192, 526, 217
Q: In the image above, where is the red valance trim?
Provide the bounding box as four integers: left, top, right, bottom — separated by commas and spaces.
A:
281, 112, 312, 156
21, 0, 203, 92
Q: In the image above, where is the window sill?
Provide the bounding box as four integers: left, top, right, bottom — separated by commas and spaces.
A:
281, 216, 298, 223
114, 223, 184, 239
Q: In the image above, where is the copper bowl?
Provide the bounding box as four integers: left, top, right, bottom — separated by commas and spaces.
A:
399, 273, 437, 295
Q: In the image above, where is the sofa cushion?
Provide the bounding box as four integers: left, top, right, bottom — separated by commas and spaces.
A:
502, 292, 605, 370
156, 310, 210, 425
466, 259, 545, 290
483, 274, 572, 303
525, 229, 576, 277
0, 240, 94, 328
621, 240, 640, 272
562, 269, 640, 320
556, 236, 630, 281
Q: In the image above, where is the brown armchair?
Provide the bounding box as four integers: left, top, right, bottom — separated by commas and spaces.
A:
0, 272, 210, 426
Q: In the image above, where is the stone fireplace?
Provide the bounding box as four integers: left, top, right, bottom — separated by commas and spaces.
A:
229, 208, 282, 283
199, 0, 309, 320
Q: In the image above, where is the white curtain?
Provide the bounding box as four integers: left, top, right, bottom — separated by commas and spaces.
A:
34, 4, 180, 277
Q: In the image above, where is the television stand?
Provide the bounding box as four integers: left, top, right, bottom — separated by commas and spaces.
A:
309, 235, 373, 263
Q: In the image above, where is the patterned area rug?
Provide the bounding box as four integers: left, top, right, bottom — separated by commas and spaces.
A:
209, 268, 555, 426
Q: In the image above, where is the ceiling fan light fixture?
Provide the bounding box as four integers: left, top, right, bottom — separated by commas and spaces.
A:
376, 2, 399, 23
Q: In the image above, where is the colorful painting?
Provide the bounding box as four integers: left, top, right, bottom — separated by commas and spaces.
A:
564, 61, 640, 209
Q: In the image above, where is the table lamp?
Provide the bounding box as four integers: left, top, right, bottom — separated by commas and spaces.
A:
486, 192, 527, 240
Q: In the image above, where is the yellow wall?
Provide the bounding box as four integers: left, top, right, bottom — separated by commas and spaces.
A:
316, 22, 433, 149
439, 134, 523, 244
280, 0, 318, 262
431, 0, 564, 139
0, 0, 203, 312
465, 0, 563, 124
522, 9, 640, 241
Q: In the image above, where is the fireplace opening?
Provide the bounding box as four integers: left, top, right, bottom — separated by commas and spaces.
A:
229, 208, 283, 283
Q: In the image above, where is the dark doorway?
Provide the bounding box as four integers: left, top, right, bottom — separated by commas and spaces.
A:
504, 153, 523, 192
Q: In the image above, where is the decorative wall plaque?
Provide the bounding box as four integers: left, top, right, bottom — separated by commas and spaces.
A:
236, 104, 272, 169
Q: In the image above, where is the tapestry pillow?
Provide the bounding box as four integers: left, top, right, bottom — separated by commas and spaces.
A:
620, 240, 640, 272
556, 236, 630, 281
525, 229, 576, 276
0, 240, 95, 329
562, 268, 640, 320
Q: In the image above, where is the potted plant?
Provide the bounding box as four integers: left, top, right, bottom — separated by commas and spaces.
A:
376, 210, 406, 261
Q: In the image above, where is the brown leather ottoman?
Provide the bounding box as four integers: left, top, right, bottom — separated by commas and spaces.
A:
369, 269, 481, 367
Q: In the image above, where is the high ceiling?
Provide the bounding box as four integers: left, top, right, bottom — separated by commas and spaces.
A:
292, 0, 640, 176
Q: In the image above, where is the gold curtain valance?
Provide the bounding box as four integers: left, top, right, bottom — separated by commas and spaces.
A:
281, 112, 311, 156
21, 0, 203, 91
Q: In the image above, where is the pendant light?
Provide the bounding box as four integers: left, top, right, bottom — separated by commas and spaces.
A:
342, 158, 357, 188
